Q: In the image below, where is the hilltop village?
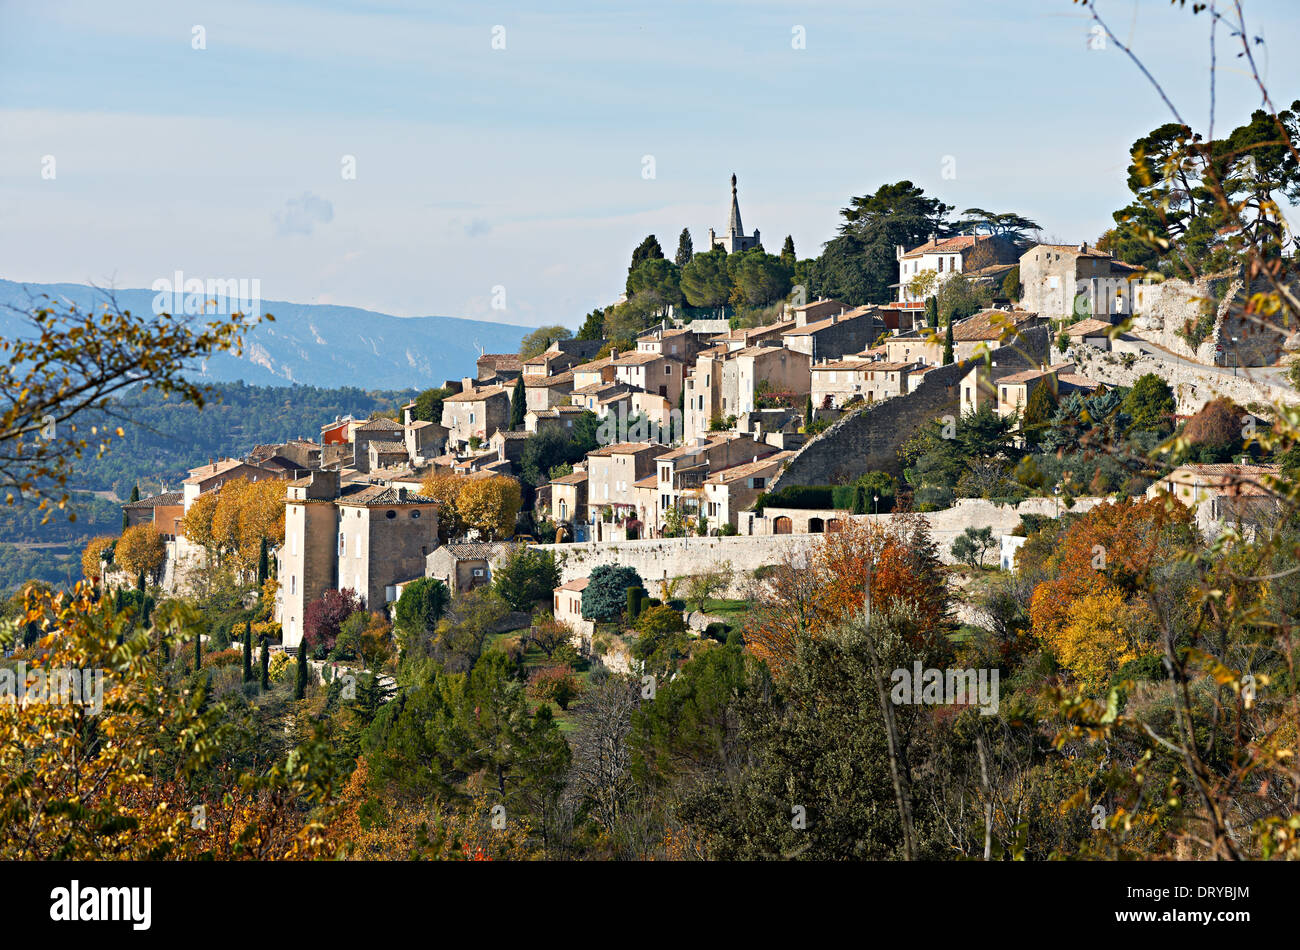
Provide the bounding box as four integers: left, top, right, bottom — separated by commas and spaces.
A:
110, 178, 1293, 671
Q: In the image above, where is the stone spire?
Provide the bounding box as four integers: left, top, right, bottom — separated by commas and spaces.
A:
728, 173, 743, 238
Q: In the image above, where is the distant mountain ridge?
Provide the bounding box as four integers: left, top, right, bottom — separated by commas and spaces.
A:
0, 279, 529, 389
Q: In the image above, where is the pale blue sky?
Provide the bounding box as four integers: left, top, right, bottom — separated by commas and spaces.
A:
1, 0, 1297, 328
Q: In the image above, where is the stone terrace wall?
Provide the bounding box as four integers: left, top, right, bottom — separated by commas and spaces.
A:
770, 360, 967, 487
1069, 344, 1295, 415
523, 497, 1110, 596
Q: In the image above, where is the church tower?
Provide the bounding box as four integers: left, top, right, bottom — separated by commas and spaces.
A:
707, 173, 760, 253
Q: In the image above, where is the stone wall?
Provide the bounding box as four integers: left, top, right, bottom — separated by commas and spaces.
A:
524, 497, 1109, 595
1069, 343, 1295, 415
770, 329, 1050, 489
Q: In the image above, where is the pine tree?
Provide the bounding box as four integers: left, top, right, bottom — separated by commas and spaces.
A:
243, 619, 253, 683
510, 375, 526, 429
675, 228, 694, 266
295, 638, 309, 700
260, 638, 269, 690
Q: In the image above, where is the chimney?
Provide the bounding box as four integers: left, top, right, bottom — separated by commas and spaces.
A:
611, 348, 619, 362
1079, 242, 1087, 252
398, 487, 407, 502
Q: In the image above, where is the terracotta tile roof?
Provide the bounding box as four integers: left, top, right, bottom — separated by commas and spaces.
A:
335, 485, 437, 506
440, 541, 516, 560
997, 368, 1054, 385
354, 417, 404, 432
952, 309, 1037, 342
556, 577, 589, 592
183, 458, 265, 484
1066, 318, 1114, 336
550, 472, 588, 486
122, 491, 183, 509
634, 475, 658, 488
899, 234, 985, 260
525, 370, 574, 387
478, 354, 523, 371
444, 385, 509, 403
704, 452, 793, 485
588, 441, 657, 457
781, 307, 875, 336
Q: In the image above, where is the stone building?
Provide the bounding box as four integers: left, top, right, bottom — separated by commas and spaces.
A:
895, 234, 1022, 303
442, 386, 511, 452
702, 451, 793, 531
121, 492, 185, 538
780, 308, 882, 362
352, 417, 407, 473
587, 442, 663, 517
706, 173, 760, 253
426, 541, 516, 596
811, 359, 916, 409
718, 344, 812, 417
1018, 242, 1143, 321
276, 470, 439, 651
181, 458, 286, 511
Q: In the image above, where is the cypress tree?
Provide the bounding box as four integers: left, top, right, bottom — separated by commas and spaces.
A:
295, 639, 309, 700
136, 569, 145, 592
510, 375, 526, 430
780, 235, 796, 269
674, 228, 693, 266
804, 393, 814, 428
260, 638, 269, 690
243, 620, 254, 682
194, 630, 202, 673
943, 315, 954, 366
924, 296, 938, 330
257, 537, 269, 586
123, 484, 139, 531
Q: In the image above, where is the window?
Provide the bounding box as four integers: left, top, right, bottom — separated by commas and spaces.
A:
664, 364, 671, 375
385, 510, 396, 519
338, 534, 346, 556
411, 510, 420, 518
290, 574, 296, 595
472, 568, 485, 577
937, 258, 944, 273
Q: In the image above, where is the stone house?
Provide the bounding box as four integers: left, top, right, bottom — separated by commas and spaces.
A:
442, 386, 511, 452
994, 364, 1098, 420
1146, 463, 1280, 508
790, 297, 850, 325
636, 324, 707, 365
476, 353, 523, 383
548, 470, 588, 527
524, 370, 575, 412
702, 451, 793, 531
647, 434, 777, 531
525, 404, 588, 435
122, 491, 185, 538
780, 307, 882, 362
553, 577, 588, 629
1019, 242, 1143, 321
682, 344, 730, 439
275, 472, 441, 650
405, 419, 448, 462
895, 233, 1022, 303
811, 358, 915, 409
352, 417, 407, 473
182, 458, 285, 511
426, 541, 516, 596
587, 442, 662, 517
708, 318, 791, 352
719, 343, 812, 417
1065, 317, 1115, 350
366, 438, 410, 472
488, 429, 530, 468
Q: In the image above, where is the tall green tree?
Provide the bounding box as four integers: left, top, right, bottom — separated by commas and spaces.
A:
780, 235, 796, 269
674, 228, 694, 266
260, 637, 269, 690
510, 375, 526, 430
680, 247, 733, 309
123, 484, 139, 531
492, 547, 561, 612
295, 638, 309, 700
243, 619, 253, 682
576, 308, 606, 342
816, 181, 954, 305
518, 325, 572, 360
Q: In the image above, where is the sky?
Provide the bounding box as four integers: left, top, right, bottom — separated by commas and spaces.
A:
1, 0, 1298, 329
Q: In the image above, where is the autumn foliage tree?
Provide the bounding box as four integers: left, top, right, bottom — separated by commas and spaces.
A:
303, 588, 362, 653
114, 523, 166, 585
1027, 496, 1194, 691
745, 515, 948, 672
80, 535, 117, 583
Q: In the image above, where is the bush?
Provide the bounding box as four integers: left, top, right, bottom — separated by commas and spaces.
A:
201, 648, 242, 670
755, 485, 834, 511
527, 665, 582, 710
